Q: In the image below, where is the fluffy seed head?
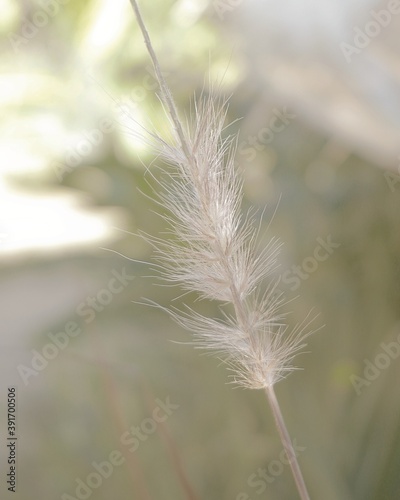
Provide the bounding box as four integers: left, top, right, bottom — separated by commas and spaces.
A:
128, 0, 312, 390
143, 95, 313, 389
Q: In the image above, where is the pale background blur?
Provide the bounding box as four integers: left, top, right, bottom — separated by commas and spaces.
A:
1, 0, 400, 499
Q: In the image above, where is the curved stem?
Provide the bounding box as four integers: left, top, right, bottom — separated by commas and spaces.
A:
264, 385, 310, 500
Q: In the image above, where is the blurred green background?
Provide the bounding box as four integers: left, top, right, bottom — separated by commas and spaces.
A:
1, 0, 400, 499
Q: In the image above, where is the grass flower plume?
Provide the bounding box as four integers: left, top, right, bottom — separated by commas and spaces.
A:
129, 1, 312, 498
147, 95, 312, 390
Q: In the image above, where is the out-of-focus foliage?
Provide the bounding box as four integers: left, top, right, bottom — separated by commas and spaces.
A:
1, 1, 400, 499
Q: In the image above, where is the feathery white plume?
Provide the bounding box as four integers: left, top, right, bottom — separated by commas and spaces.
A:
129, 2, 313, 498
128, 1, 313, 391
145, 95, 313, 389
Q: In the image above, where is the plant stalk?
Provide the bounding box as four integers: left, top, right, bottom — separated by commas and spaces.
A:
129, 0, 191, 161
129, 3, 311, 498
264, 385, 310, 500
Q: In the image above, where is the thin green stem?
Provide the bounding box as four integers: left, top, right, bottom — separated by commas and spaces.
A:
265, 385, 310, 500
